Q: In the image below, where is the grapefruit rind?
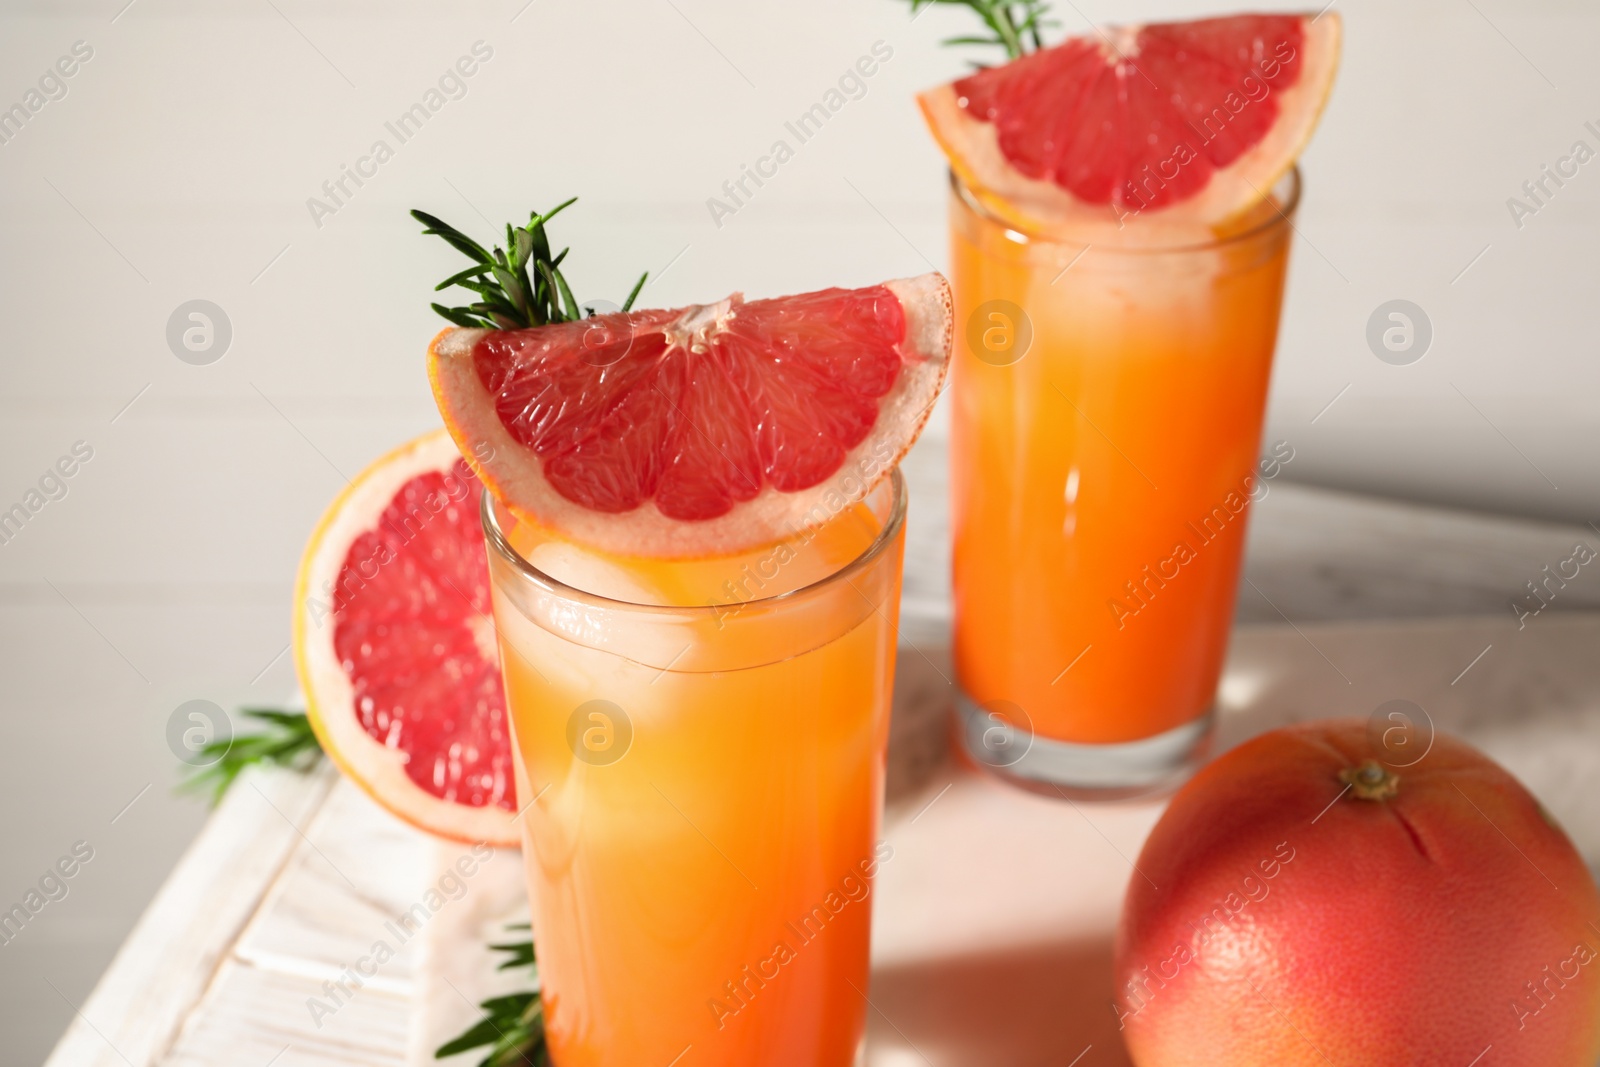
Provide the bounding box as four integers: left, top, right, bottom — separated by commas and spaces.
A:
430, 273, 953, 560
293, 428, 518, 847
918, 14, 1341, 242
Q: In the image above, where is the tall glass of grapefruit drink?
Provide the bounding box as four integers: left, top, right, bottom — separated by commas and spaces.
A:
416, 208, 952, 1067
917, 13, 1341, 792
482, 476, 904, 1065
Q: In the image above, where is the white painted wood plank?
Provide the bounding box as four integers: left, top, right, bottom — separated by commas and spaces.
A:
233, 780, 434, 987
406, 843, 528, 1066
140, 775, 523, 1067
1241, 481, 1600, 623
159, 958, 409, 1067
43, 763, 338, 1067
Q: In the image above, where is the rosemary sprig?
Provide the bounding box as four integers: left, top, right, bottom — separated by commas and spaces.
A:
178, 708, 323, 805
413, 200, 648, 330
906, 0, 1054, 60
436, 924, 547, 1066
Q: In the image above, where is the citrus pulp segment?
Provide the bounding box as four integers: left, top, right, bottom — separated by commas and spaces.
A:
919, 12, 1341, 239
430, 273, 952, 558
294, 429, 518, 847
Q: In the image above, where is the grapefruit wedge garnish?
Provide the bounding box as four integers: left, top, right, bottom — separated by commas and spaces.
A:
293, 430, 518, 846
919, 12, 1341, 236
429, 273, 952, 558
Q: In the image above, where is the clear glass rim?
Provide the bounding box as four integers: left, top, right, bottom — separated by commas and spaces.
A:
480, 468, 907, 616
949, 165, 1302, 254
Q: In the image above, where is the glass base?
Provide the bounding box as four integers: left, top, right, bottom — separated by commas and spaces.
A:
954, 691, 1214, 799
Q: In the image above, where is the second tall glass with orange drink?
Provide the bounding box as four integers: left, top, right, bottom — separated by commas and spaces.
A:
949, 172, 1300, 792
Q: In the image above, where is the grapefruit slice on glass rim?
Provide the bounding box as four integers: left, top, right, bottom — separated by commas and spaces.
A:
293, 429, 518, 846
918, 12, 1342, 236
429, 273, 953, 559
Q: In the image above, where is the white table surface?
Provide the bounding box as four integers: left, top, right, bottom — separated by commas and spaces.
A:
43, 477, 1600, 1067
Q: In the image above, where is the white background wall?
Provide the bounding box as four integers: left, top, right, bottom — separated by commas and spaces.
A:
1, 0, 1596, 1060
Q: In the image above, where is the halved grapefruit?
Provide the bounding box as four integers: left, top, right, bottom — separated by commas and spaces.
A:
919, 12, 1341, 236
430, 273, 952, 558
293, 429, 518, 846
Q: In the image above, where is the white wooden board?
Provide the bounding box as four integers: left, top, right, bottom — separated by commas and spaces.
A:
47, 611, 1600, 1067
42, 478, 1600, 1066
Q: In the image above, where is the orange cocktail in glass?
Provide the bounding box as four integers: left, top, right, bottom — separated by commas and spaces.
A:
483, 475, 905, 1066
950, 172, 1299, 791
909, 7, 1338, 792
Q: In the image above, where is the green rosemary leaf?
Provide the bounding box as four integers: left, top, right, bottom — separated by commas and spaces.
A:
436, 265, 493, 292
488, 941, 537, 970
435, 925, 544, 1066
490, 265, 528, 318
899, 0, 1053, 59
177, 708, 322, 806
435, 1017, 509, 1058
553, 269, 581, 323
240, 708, 303, 726
412, 210, 492, 264
526, 213, 554, 267
484, 1019, 547, 1067
538, 196, 579, 228
477, 993, 538, 1017
620, 272, 648, 313
416, 199, 648, 332
478, 298, 526, 330
527, 227, 552, 276
451, 279, 504, 301
433, 303, 488, 329
529, 271, 550, 321
511, 231, 537, 318
533, 262, 567, 323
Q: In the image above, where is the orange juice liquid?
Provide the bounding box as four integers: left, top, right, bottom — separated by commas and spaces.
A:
484, 481, 905, 1066
950, 180, 1294, 749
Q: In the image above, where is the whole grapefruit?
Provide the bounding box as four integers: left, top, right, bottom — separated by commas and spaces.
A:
1114, 719, 1600, 1066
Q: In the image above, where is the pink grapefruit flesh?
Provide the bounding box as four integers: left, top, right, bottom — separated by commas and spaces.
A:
919, 13, 1341, 235
430, 273, 952, 558
294, 430, 518, 847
